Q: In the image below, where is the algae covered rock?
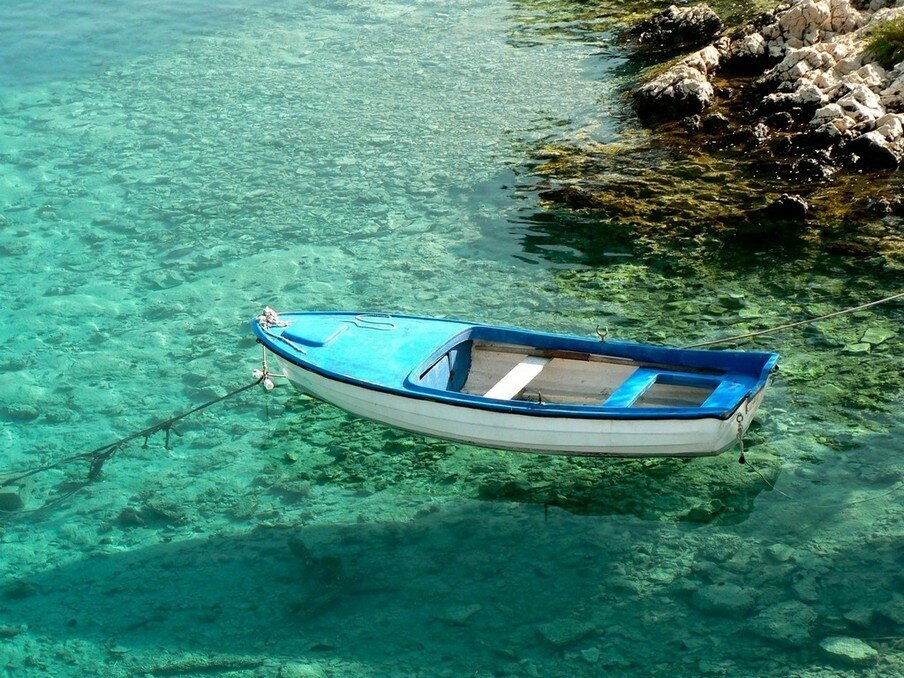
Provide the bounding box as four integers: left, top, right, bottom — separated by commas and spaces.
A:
627, 4, 723, 54
819, 636, 879, 666
691, 583, 757, 615
843, 130, 901, 168
751, 600, 817, 647
538, 618, 596, 647
763, 193, 810, 220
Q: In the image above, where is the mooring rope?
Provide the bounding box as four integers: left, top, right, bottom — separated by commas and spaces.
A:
0, 371, 273, 516
4, 296, 902, 516
707, 294, 904, 508
743, 457, 902, 509
729, 411, 899, 508
1, 377, 264, 490
682, 291, 903, 349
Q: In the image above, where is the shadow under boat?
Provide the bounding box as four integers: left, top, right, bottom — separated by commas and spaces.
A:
3, 464, 898, 673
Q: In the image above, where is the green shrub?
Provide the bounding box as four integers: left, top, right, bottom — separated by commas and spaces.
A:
868, 14, 904, 70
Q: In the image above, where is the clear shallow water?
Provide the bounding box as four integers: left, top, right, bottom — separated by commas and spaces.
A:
0, 1, 901, 675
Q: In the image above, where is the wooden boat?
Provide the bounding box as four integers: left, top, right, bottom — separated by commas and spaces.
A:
252, 310, 778, 458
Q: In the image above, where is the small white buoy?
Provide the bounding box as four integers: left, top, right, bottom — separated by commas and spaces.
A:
263, 377, 275, 391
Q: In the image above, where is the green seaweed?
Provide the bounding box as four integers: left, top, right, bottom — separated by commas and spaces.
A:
868, 14, 904, 70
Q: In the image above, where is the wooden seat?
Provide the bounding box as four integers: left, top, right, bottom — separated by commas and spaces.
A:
483, 356, 550, 400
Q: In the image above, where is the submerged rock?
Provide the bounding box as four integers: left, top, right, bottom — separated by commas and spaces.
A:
538, 618, 596, 647
763, 193, 810, 220
819, 636, 879, 666
0, 486, 25, 512
691, 583, 757, 615
765, 543, 796, 563
864, 195, 904, 214
436, 604, 482, 626
0, 624, 27, 638
843, 130, 901, 167
115, 498, 187, 527
751, 601, 817, 647
627, 4, 723, 54
580, 647, 601, 663
115, 507, 145, 527
701, 111, 731, 132
860, 326, 896, 344
280, 662, 327, 678
538, 184, 604, 209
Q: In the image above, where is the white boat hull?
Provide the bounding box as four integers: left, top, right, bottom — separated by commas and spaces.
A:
277, 358, 764, 458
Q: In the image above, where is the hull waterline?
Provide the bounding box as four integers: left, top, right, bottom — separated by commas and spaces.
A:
276, 356, 764, 458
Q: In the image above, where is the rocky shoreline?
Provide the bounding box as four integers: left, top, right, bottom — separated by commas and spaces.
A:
634, 1, 903, 184
537, 1, 904, 253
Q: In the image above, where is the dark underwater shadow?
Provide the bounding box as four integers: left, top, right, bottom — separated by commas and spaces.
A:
3, 420, 897, 673
507, 206, 824, 271
1, 501, 684, 674
4, 474, 899, 675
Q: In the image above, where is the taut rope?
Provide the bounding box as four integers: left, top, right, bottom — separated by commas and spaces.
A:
0, 348, 282, 516
681, 291, 903, 349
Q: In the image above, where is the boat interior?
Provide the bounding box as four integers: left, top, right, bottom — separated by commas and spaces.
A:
414, 339, 725, 409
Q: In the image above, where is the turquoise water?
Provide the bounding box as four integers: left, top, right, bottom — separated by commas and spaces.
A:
0, 0, 901, 675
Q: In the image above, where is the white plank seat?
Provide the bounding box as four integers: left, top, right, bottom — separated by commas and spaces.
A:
483, 356, 551, 400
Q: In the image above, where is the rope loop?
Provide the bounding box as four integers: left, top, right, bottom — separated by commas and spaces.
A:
257, 306, 288, 330
351, 313, 396, 331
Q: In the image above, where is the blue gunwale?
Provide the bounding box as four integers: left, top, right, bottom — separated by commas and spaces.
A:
252, 311, 779, 421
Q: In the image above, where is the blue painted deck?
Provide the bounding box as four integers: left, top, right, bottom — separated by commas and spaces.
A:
252, 312, 778, 420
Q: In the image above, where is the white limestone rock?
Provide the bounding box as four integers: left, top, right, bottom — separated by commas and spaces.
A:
726, 32, 767, 61
796, 82, 830, 104
771, 42, 847, 81
812, 70, 842, 90
874, 112, 904, 140
832, 113, 859, 131
825, 0, 864, 34
835, 55, 864, 76
634, 0, 904, 161
766, 1, 832, 54
634, 45, 721, 118
881, 74, 904, 108
812, 102, 845, 124
836, 83, 886, 122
